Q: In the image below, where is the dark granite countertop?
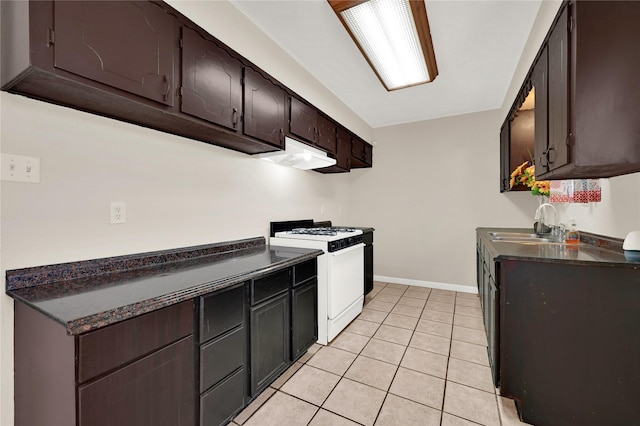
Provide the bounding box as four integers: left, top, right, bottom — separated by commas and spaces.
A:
5, 237, 322, 335
477, 227, 638, 267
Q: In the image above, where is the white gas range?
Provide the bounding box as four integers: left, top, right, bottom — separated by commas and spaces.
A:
270, 225, 364, 345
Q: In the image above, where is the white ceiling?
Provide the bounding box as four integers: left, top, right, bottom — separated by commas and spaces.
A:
230, 0, 542, 128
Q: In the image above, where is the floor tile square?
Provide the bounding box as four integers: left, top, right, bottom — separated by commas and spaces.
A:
454, 314, 485, 331
428, 294, 455, 304
455, 292, 478, 300
345, 355, 398, 391
365, 300, 396, 313
330, 331, 370, 354
416, 318, 453, 338
431, 289, 456, 297
455, 305, 483, 318
346, 319, 380, 337
383, 313, 419, 330
450, 340, 490, 367
364, 293, 376, 305
397, 296, 426, 308
404, 290, 430, 300
425, 301, 455, 313
244, 391, 317, 426
389, 367, 445, 409
421, 309, 454, 324
373, 293, 401, 304
443, 382, 500, 426
455, 297, 481, 309
373, 281, 387, 289
307, 346, 357, 375
281, 365, 341, 405
447, 358, 495, 393
323, 378, 386, 426
452, 326, 487, 346
373, 324, 413, 346
391, 304, 423, 318
309, 409, 360, 426
400, 346, 448, 379
358, 308, 389, 323
375, 393, 441, 426
380, 287, 405, 296
409, 331, 451, 356
361, 338, 406, 365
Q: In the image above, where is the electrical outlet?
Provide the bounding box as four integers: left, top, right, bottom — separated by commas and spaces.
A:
1, 153, 41, 183
110, 202, 126, 224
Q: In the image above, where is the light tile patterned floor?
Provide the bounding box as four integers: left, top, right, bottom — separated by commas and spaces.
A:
232, 282, 528, 426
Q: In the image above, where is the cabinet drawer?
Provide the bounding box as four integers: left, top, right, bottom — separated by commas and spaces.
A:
78, 300, 193, 383
293, 259, 317, 286
251, 269, 290, 305
200, 284, 245, 342
78, 336, 195, 426
200, 326, 245, 393
200, 367, 246, 426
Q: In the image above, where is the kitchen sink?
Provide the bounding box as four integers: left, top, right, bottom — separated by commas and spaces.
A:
489, 232, 561, 244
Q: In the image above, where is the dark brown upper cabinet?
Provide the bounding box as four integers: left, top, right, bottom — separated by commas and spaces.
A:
1, 0, 372, 169
289, 97, 318, 144
181, 27, 242, 131
54, 1, 176, 106
316, 114, 337, 153
243, 67, 286, 149
504, 1, 640, 182
350, 135, 373, 168
315, 126, 352, 174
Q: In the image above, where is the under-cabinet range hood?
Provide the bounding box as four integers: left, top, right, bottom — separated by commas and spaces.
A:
257, 137, 336, 170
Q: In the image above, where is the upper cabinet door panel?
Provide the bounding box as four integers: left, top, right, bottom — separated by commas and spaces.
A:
181, 27, 242, 131
316, 115, 337, 154
290, 97, 317, 143
533, 46, 549, 175
243, 68, 286, 149
547, 6, 570, 171
53, 1, 176, 106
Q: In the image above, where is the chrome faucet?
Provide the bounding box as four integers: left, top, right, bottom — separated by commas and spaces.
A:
534, 203, 557, 236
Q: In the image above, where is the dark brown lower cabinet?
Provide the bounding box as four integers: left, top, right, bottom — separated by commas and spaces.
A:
78, 336, 194, 426
14, 300, 195, 426
291, 279, 318, 360
250, 291, 290, 396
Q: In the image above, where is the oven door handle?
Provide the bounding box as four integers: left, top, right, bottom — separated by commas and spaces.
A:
330, 243, 365, 257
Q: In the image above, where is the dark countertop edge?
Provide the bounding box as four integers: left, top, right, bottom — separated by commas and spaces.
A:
9, 248, 322, 335
476, 227, 637, 267
6, 236, 266, 291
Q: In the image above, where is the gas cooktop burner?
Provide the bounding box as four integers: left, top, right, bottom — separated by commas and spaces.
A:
289, 227, 357, 236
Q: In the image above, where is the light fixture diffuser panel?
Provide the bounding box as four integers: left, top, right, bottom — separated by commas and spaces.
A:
334, 0, 437, 91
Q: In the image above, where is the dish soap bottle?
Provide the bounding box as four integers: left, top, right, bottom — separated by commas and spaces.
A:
566, 218, 580, 244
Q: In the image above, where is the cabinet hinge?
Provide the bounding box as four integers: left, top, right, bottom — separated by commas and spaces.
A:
47, 28, 55, 47
567, 133, 575, 147
179, 86, 184, 97
179, 38, 183, 48
568, 16, 574, 32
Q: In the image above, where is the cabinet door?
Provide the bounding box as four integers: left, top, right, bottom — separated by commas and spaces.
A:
250, 292, 290, 396
547, 6, 570, 172
290, 97, 318, 143
243, 68, 286, 148
351, 136, 372, 168
335, 127, 352, 171
533, 46, 549, 175
291, 279, 318, 360
54, 1, 176, 106
181, 27, 242, 131
499, 119, 510, 192
316, 115, 337, 154
488, 276, 499, 388
78, 336, 195, 426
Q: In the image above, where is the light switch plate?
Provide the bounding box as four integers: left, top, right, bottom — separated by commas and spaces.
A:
1, 153, 41, 183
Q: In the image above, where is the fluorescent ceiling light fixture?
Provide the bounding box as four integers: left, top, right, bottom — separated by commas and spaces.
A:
329, 0, 438, 91
257, 137, 337, 170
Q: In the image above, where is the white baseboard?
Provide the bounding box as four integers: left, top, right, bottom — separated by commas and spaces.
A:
374, 275, 478, 294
